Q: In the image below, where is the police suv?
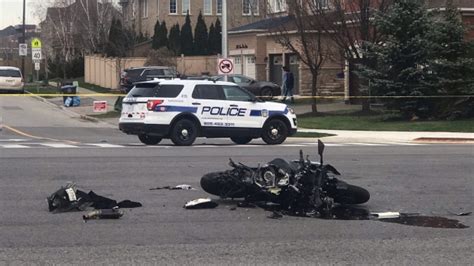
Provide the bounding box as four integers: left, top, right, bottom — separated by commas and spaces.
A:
119, 78, 297, 146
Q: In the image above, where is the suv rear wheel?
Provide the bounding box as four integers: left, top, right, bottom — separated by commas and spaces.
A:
138, 134, 162, 145
262, 119, 288, 145
170, 119, 198, 146
230, 137, 253, 145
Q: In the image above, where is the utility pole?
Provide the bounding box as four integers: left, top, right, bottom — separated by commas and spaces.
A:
222, 0, 228, 81
22, 0, 26, 79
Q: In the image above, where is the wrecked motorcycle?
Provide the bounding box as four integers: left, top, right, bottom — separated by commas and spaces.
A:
200, 140, 370, 214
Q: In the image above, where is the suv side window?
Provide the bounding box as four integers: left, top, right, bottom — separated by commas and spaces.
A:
192, 85, 223, 100
126, 69, 142, 79
222, 86, 253, 102
143, 69, 164, 77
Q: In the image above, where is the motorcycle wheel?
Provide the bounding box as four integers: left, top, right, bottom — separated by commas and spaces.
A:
333, 184, 370, 205
200, 171, 247, 198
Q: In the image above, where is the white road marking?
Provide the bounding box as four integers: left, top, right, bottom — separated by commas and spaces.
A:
2, 144, 30, 148
0, 139, 30, 142
41, 143, 79, 148
86, 143, 126, 148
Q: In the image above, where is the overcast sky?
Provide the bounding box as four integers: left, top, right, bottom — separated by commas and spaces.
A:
0, 0, 40, 29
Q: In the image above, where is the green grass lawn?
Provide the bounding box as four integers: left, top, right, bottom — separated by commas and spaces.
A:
298, 112, 474, 132
25, 84, 61, 98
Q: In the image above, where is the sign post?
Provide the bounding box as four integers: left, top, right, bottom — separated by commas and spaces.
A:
19, 43, 27, 56
31, 38, 42, 81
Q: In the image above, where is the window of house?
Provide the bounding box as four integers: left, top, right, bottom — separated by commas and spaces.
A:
242, 0, 259, 15
169, 0, 177, 14
269, 0, 286, 13
216, 0, 222, 15
204, 0, 212, 15
182, 0, 190, 14
141, 0, 148, 18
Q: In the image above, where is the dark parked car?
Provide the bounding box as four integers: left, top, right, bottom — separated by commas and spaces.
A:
120, 66, 178, 92
213, 74, 281, 99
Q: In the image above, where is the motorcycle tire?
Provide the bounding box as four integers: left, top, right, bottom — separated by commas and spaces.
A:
333, 184, 370, 205
200, 171, 247, 198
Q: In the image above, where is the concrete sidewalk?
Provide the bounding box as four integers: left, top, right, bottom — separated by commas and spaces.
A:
42, 86, 474, 143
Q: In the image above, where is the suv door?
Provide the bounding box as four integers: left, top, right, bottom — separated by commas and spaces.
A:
221, 85, 261, 129
191, 84, 228, 129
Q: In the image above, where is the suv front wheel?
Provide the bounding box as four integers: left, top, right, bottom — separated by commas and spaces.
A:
170, 119, 198, 146
138, 134, 162, 145
262, 119, 288, 145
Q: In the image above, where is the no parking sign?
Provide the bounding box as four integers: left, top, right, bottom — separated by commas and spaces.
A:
217, 58, 234, 75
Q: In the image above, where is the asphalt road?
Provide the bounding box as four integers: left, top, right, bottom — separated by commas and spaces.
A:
0, 95, 473, 264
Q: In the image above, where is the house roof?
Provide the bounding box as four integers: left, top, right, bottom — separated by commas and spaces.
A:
229, 16, 293, 34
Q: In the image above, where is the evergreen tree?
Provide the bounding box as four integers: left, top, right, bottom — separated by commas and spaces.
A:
151, 20, 161, 49
425, 1, 474, 118
180, 12, 194, 55
208, 22, 216, 55
359, 0, 433, 119
158, 20, 169, 48
168, 23, 181, 55
194, 11, 209, 55
214, 18, 222, 54
107, 18, 129, 57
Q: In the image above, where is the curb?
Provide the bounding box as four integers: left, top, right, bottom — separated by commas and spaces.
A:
414, 137, 474, 144
79, 115, 100, 123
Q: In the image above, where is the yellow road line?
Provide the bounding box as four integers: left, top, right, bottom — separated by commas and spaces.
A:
3, 125, 80, 145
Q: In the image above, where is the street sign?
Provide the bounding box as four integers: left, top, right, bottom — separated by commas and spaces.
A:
31, 38, 42, 49
34, 62, 40, 71
32, 48, 42, 61
218, 58, 234, 75
19, 43, 27, 56
93, 101, 108, 113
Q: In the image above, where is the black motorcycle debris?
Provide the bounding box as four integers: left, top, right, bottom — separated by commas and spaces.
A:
201, 140, 370, 217
47, 183, 142, 213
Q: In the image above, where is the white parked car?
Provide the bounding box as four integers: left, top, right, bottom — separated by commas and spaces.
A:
0, 66, 24, 93
119, 78, 298, 146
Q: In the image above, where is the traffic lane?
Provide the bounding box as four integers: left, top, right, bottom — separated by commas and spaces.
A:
0, 126, 135, 144
0, 95, 114, 128
0, 145, 471, 248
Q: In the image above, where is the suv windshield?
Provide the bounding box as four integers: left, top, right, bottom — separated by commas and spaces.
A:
128, 83, 184, 98
0, 70, 21, 77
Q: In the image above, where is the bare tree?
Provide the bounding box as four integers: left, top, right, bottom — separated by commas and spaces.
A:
309, 0, 393, 111
38, 0, 119, 78
268, 1, 334, 113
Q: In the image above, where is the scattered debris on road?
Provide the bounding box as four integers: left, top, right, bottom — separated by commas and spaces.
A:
47, 183, 142, 213
184, 198, 218, 209
83, 208, 124, 221
150, 184, 196, 190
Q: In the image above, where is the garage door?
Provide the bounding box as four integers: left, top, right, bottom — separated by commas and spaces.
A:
244, 55, 256, 79
232, 56, 242, 75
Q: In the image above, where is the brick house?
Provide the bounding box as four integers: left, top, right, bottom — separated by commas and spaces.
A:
119, 0, 267, 38
228, 0, 474, 96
